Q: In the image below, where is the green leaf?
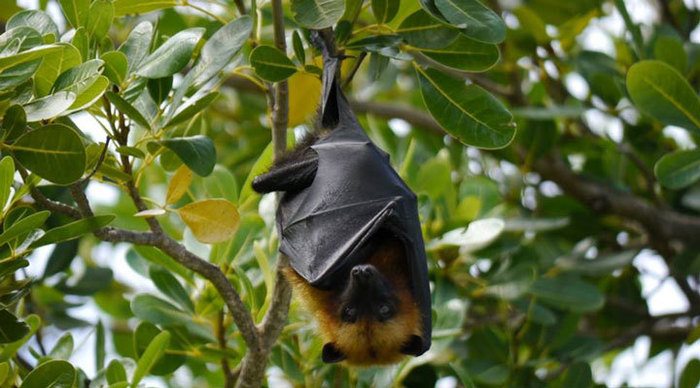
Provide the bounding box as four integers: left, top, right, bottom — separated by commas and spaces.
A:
86, 0, 114, 40
147, 77, 172, 105
0, 61, 39, 92
11, 124, 85, 185
31, 215, 115, 248
627, 60, 700, 133
240, 142, 273, 203
65, 75, 109, 113
114, 0, 180, 16
418, 35, 499, 72
0, 309, 29, 343
0, 44, 63, 72
291, 0, 345, 29
33, 43, 82, 97
22, 92, 76, 122
55, 266, 113, 296
529, 276, 605, 313
133, 323, 185, 376
119, 21, 153, 73
190, 16, 253, 88
52, 59, 104, 93
1, 105, 26, 141
416, 66, 515, 149
249, 45, 298, 82
149, 267, 194, 312
19, 359, 75, 388
654, 150, 700, 190
7, 10, 59, 39
552, 362, 593, 388
0, 210, 49, 247
654, 36, 687, 73
106, 360, 127, 384
101, 51, 128, 85
0, 156, 14, 212
132, 331, 170, 386
71, 28, 89, 61
165, 91, 219, 127
106, 91, 151, 130
135, 28, 205, 79
48, 333, 74, 360
43, 241, 79, 278
432, 0, 506, 43
204, 165, 239, 203
680, 359, 700, 388
372, 0, 400, 23
292, 30, 306, 64
130, 295, 213, 340
158, 135, 216, 177
59, 0, 89, 28
398, 10, 459, 49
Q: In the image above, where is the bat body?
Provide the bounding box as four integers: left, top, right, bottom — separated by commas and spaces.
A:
252, 33, 431, 365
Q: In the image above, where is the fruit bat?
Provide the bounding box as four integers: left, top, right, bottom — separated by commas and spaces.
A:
252, 31, 431, 365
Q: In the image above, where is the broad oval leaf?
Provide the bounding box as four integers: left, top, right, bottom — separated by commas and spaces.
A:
372, 0, 400, 23
159, 135, 216, 177
30, 215, 115, 248
106, 360, 127, 384
132, 331, 170, 386
418, 35, 499, 72
166, 165, 192, 205
178, 199, 240, 244
0, 44, 62, 72
249, 45, 298, 82
33, 43, 82, 96
416, 66, 515, 149
136, 28, 205, 79
529, 276, 605, 313
58, 0, 89, 28
654, 149, 700, 190
114, 0, 180, 16
23, 91, 77, 122
429, 218, 504, 252
0, 309, 29, 343
133, 322, 185, 375
101, 50, 128, 85
0, 156, 14, 213
0, 210, 50, 247
11, 124, 86, 185
291, 0, 345, 29
398, 9, 459, 49
7, 10, 59, 39
627, 60, 700, 134
65, 75, 109, 113
52, 59, 104, 93
149, 267, 194, 312
1, 105, 27, 141
86, 0, 114, 40
19, 359, 75, 388
433, 0, 506, 43
119, 21, 153, 73
191, 16, 253, 88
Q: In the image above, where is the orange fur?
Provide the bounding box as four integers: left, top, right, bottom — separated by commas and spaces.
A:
284, 239, 422, 366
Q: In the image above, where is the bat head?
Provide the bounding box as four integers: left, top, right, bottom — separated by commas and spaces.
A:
320, 262, 424, 365
284, 235, 425, 366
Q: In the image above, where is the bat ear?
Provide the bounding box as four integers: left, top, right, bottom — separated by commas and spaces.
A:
322, 342, 346, 363
400, 335, 424, 356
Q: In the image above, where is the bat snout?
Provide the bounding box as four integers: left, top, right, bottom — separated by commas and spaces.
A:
351, 264, 378, 282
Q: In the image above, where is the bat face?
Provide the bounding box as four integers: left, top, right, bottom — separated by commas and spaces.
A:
284, 237, 425, 366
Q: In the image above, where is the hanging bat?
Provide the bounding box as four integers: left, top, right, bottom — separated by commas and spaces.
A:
252, 31, 431, 365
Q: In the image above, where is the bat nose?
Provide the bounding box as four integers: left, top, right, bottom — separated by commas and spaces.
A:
351, 265, 374, 280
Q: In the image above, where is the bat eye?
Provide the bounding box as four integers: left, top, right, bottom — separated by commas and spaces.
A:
341, 306, 358, 323
377, 304, 394, 321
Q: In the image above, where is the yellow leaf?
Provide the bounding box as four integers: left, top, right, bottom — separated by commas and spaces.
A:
178, 199, 240, 244
287, 72, 322, 127
166, 165, 193, 205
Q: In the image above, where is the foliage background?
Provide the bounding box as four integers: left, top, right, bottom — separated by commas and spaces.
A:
0, 0, 699, 387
